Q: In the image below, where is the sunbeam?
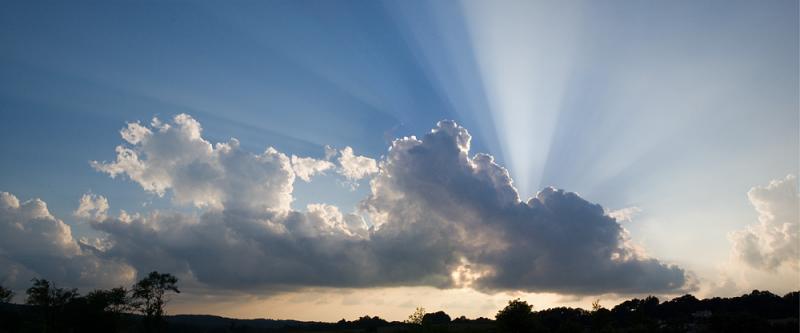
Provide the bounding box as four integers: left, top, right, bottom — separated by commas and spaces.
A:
460, 0, 584, 198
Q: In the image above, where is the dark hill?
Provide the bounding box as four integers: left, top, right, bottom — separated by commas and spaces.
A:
0, 290, 797, 332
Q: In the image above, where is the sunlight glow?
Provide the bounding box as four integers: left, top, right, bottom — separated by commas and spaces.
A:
460, 0, 584, 198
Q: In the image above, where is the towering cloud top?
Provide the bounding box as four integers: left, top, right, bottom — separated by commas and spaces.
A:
363, 120, 687, 293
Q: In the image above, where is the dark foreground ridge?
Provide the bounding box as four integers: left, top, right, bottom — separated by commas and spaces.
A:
0, 291, 798, 333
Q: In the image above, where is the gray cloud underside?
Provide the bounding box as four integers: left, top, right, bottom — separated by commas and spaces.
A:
4, 114, 689, 295
0, 193, 134, 289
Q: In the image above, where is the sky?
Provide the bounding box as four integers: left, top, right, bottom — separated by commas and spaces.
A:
0, 0, 798, 322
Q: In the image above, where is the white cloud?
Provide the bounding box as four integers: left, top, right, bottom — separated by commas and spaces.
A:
74, 193, 109, 221
0, 191, 134, 289
1, 192, 80, 257
92, 114, 296, 213
88, 116, 687, 295
730, 175, 799, 271
291, 155, 335, 182
337, 146, 379, 181
2, 114, 681, 296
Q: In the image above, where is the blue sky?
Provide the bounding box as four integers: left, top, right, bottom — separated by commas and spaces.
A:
0, 0, 797, 320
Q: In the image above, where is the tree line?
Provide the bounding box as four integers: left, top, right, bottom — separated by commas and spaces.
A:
0, 271, 179, 333
476, 290, 798, 333
0, 275, 797, 333
363, 291, 798, 333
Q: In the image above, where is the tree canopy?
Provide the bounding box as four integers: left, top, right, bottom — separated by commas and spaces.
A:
131, 271, 180, 331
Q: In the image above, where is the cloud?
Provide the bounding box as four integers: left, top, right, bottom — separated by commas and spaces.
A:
92, 206, 384, 290
91, 114, 296, 213
86, 115, 382, 289
0, 192, 134, 289
74, 193, 109, 221
607, 206, 642, 223
87, 116, 688, 295
324, 145, 338, 161
337, 146, 379, 181
291, 155, 335, 182
730, 175, 799, 271
361, 120, 688, 294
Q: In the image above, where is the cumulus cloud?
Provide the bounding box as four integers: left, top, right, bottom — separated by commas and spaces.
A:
730, 175, 799, 271
92, 206, 385, 290
74, 193, 109, 221
291, 156, 335, 182
361, 120, 687, 294
0, 192, 134, 289
91, 114, 296, 213
337, 146, 379, 181
86, 115, 687, 295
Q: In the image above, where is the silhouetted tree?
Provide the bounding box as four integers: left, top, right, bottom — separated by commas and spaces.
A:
86, 287, 129, 314
782, 291, 799, 317
612, 295, 659, 316
0, 281, 795, 333
422, 310, 451, 326
131, 271, 179, 332
25, 278, 79, 332
496, 299, 535, 333
658, 293, 699, 324
452, 315, 468, 323
80, 287, 131, 331
407, 306, 426, 325
591, 299, 603, 312
535, 307, 590, 333
0, 285, 13, 303
0, 284, 20, 332
610, 295, 660, 331
26, 278, 78, 308
590, 307, 613, 332
352, 315, 388, 332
